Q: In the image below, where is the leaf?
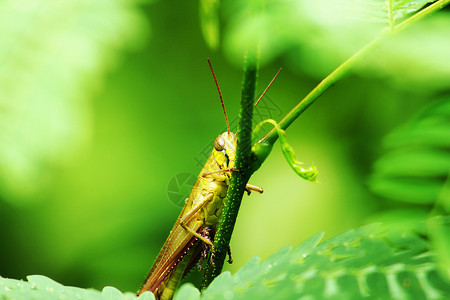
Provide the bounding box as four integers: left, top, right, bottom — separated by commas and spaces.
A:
368, 97, 450, 205
2, 223, 448, 299
191, 221, 450, 299
428, 216, 450, 283
173, 283, 201, 300
0, 275, 154, 300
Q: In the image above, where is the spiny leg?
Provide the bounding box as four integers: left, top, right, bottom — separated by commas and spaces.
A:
180, 223, 214, 247
197, 228, 214, 270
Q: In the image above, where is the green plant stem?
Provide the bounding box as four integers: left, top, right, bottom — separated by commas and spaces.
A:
261, 0, 450, 149
202, 52, 258, 288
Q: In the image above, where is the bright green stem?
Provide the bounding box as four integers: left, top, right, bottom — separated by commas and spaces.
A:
202, 52, 258, 288
260, 0, 450, 153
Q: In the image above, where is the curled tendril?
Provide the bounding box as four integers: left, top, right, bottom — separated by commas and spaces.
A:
252, 119, 318, 182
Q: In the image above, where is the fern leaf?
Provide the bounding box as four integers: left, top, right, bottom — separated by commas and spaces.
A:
177, 221, 450, 299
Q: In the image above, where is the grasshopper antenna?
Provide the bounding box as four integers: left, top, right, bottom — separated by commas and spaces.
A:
208, 58, 230, 134
254, 68, 282, 107
236, 68, 282, 136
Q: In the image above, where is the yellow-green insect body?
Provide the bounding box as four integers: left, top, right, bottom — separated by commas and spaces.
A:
137, 132, 237, 299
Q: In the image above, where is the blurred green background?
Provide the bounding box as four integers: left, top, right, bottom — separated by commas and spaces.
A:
1, 0, 449, 294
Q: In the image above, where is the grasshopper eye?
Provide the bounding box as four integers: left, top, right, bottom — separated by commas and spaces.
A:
214, 135, 225, 151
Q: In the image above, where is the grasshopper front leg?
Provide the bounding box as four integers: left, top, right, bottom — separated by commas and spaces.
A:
202, 169, 263, 194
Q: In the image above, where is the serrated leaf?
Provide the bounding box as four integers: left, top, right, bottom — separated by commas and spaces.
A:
3, 222, 448, 300
233, 256, 261, 282
0, 275, 150, 300
27, 275, 65, 293
173, 283, 200, 300
136, 291, 155, 300
196, 221, 450, 299
102, 286, 130, 299
201, 272, 233, 299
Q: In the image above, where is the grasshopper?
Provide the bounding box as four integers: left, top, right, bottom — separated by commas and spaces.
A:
137, 130, 239, 299
137, 60, 270, 299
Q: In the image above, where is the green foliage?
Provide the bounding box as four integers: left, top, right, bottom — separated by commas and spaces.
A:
0, 1, 149, 203
369, 97, 450, 206
368, 97, 450, 282
175, 221, 450, 299
3, 221, 448, 299
428, 216, 450, 282
222, 0, 450, 90
0, 275, 154, 300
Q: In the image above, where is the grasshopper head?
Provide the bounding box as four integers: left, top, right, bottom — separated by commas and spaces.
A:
213, 132, 237, 170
